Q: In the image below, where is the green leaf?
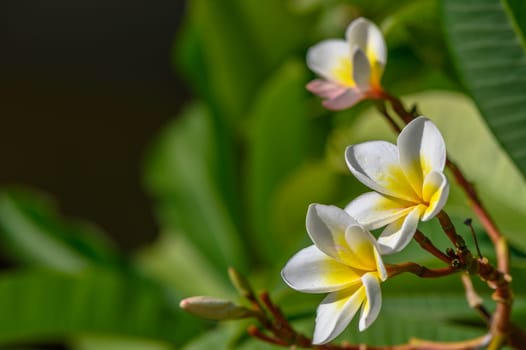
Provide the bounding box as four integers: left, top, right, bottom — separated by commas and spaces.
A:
246, 61, 308, 265
144, 103, 247, 275
187, 0, 265, 123
270, 162, 342, 260
0, 269, 199, 347
329, 91, 526, 250
136, 233, 232, 298
0, 189, 120, 272
442, 0, 526, 178
73, 336, 173, 350
234, 0, 313, 69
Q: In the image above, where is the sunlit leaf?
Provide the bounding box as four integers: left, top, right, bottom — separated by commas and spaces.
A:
246, 61, 308, 265
144, 103, 247, 275
442, 0, 526, 178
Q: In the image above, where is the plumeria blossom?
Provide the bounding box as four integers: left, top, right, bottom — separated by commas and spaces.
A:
306, 17, 386, 110
281, 204, 387, 345
345, 117, 449, 255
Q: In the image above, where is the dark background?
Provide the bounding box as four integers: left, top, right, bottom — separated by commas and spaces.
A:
0, 0, 188, 251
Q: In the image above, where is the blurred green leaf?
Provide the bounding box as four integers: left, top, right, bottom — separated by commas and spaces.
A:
380, 0, 461, 94
330, 91, 526, 249
246, 61, 308, 265
0, 269, 198, 347
0, 189, 120, 272
136, 233, 232, 298
270, 162, 341, 260
144, 103, 247, 275
235, 0, 312, 69
180, 323, 239, 350
187, 0, 265, 123
506, 0, 526, 35
73, 336, 173, 350
442, 0, 526, 178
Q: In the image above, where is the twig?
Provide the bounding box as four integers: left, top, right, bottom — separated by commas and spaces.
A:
414, 230, 452, 264
460, 273, 491, 323
387, 262, 459, 279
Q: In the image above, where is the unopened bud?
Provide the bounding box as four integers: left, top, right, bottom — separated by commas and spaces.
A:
179, 296, 253, 320
228, 267, 253, 298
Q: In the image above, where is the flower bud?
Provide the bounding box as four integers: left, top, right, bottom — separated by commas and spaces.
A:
179, 296, 253, 320
228, 267, 253, 298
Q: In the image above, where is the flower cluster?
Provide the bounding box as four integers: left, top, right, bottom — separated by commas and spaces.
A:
282, 18, 450, 345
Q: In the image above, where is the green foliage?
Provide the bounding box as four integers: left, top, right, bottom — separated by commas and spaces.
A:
246, 61, 309, 264
0, 190, 120, 271
0, 268, 197, 348
442, 0, 526, 178
144, 103, 247, 276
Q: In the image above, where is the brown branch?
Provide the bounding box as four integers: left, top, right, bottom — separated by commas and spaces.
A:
437, 211, 466, 250
414, 230, 452, 264
386, 262, 459, 279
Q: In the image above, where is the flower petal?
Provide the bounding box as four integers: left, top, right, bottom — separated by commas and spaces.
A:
359, 273, 382, 331
345, 191, 414, 230
377, 205, 423, 254
306, 79, 348, 100
422, 171, 449, 221
397, 117, 447, 193
343, 225, 378, 271
322, 89, 363, 110
306, 204, 358, 260
345, 142, 420, 202
313, 285, 365, 344
373, 247, 387, 281
281, 245, 361, 293
345, 17, 386, 78
307, 39, 352, 86
351, 47, 371, 90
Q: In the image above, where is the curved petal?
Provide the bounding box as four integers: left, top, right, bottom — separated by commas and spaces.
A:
345, 192, 414, 230
342, 225, 378, 271
307, 39, 353, 86
422, 171, 449, 221
373, 247, 387, 281
306, 204, 358, 260
322, 88, 363, 110
281, 245, 361, 293
351, 47, 371, 90
345, 17, 386, 77
313, 285, 365, 344
377, 205, 424, 254
398, 117, 447, 194
306, 79, 348, 100
359, 273, 382, 331
345, 142, 420, 202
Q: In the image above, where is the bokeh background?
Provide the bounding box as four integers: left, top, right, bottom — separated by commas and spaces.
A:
0, 0, 525, 349
1, 0, 188, 252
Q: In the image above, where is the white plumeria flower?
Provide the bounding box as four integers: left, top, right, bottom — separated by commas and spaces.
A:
306, 17, 386, 110
281, 204, 387, 345
345, 117, 449, 255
